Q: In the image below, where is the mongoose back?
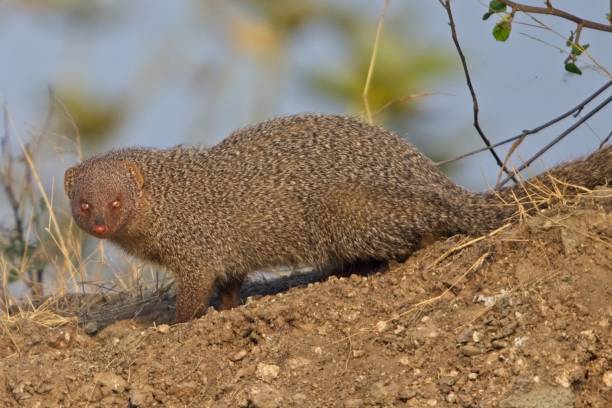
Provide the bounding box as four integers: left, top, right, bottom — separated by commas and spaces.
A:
64, 114, 612, 322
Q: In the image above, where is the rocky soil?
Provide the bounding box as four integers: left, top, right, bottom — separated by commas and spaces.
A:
1, 190, 611, 407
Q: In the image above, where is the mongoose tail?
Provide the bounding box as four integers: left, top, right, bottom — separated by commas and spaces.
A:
466, 145, 611, 235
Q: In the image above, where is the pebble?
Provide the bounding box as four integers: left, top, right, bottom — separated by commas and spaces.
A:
83, 321, 99, 335
286, 357, 312, 370
292, 393, 307, 404
603, 371, 612, 387
248, 384, 283, 408
492, 340, 509, 349
468, 372, 478, 380
156, 324, 170, 334
500, 385, 574, 408
397, 388, 417, 402
398, 357, 411, 366
376, 321, 388, 333
230, 350, 248, 362
93, 372, 127, 393
129, 385, 155, 407
256, 363, 280, 382
456, 327, 473, 344
344, 398, 364, 407
460, 345, 483, 356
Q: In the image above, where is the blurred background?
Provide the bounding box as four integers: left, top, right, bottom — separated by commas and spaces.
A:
0, 0, 610, 298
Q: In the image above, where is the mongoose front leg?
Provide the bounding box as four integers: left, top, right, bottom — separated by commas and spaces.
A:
174, 272, 216, 323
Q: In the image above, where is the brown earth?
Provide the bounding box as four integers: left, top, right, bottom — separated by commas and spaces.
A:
1, 189, 611, 407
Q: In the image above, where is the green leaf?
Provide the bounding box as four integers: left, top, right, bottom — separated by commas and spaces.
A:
482, 11, 493, 20
571, 43, 589, 56
493, 20, 512, 42
564, 62, 582, 75
489, 0, 507, 12
565, 30, 574, 47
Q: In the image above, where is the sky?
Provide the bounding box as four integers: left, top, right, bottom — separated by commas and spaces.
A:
0, 0, 610, 212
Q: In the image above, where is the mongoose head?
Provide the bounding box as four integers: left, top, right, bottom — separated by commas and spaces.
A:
64, 160, 144, 239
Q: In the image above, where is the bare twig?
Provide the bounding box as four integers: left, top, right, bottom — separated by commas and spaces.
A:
437, 79, 612, 166
439, 0, 517, 183
498, 93, 612, 186
362, 0, 389, 124
599, 130, 612, 149
1, 106, 25, 244
498, 0, 612, 32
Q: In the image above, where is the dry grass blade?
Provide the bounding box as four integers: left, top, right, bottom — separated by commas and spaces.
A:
362, 0, 389, 124
2, 297, 76, 328
428, 224, 511, 269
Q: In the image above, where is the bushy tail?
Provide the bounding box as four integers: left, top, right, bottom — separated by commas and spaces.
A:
465, 145, 611, 235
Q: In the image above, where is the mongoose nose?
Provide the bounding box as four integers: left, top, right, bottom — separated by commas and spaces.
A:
92, 224, 108, 235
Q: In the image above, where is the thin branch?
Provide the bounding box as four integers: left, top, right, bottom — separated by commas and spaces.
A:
1, 105, 25, 244
498, 0, 612, 32
437, 79, 612, 166
362, 0, 389, 124
439, 0, 517, 183
518, 13, 612, 79
600, 130, 612, 149
498, 93, 612, 187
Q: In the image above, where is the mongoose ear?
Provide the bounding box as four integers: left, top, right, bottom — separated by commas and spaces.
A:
64, 166, 79, 200
124, 162, 145, 191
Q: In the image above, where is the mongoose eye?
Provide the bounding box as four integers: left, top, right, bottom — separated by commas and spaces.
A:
111, 199, 121, 209
80, 202, 90, 211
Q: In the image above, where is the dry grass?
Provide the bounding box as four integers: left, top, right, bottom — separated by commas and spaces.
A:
1, 99, 169, 326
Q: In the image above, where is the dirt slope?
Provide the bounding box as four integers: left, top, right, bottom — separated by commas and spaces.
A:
1, 190, 611, 407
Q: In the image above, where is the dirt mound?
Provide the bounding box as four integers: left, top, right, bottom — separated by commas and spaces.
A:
1, 190, 611, 407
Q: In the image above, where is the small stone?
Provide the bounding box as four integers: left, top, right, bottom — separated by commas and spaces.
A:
344, 398, 364, 408
156, 324, 170, 334
500, 385, 574, 408
456, 327, 473, 344
293, 393, 307, 404
83, 321, 99, 335
398, 357, 411, 366
492, 340, 509, 349
555, 365, 586, 388
129, 385, 155, 407
230, 350, 248, 362
48, 331, 72, 349
371, 381, 399, 403
460, 345, 483, 356
249, 384, 283, 408
256, 363, 280, 382
93, 372, 127, 393
376, 321, 388, 333
468, 372, 478, 380
352, 350, 365, 358
446, 392, 457, 403
603, 371, 612, 387
286, 357, 311, 370
397, 388, 417, 402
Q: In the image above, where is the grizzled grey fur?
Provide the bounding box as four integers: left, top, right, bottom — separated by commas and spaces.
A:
64, 114, 612, 322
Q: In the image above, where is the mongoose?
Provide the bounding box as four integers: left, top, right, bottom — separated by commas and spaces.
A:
64, 114, 612, 322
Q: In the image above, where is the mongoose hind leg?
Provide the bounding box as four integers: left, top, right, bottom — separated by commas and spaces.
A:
335, 258, 389, 277
216, 277, 244, 310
